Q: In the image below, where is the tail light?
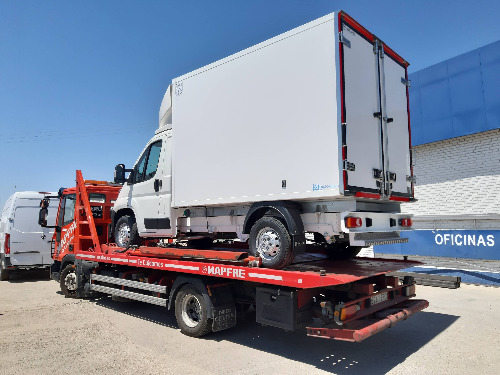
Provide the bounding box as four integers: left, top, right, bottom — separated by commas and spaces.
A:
399, 218, 413, 227
345, 217, 363, 228
4, 233, 10, 255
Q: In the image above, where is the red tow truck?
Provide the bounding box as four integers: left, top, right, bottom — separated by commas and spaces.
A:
40, 171, 428, 342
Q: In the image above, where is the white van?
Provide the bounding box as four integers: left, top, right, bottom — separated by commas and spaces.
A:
0, 191, 57, 280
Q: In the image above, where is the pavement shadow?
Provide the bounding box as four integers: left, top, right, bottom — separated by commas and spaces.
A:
5, 269, 50, 283
93, 296, 458, 374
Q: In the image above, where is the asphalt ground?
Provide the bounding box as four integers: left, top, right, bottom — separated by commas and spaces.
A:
1, 270, 499, 375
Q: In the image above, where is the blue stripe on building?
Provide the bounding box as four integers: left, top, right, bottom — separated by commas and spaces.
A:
375, 230, 500, 259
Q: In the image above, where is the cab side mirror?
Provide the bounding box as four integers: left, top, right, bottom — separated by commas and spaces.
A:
39, 207, 48, 227
114, 164, 126, 184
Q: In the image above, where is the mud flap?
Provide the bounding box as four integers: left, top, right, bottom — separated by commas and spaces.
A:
208, 284, 236, 332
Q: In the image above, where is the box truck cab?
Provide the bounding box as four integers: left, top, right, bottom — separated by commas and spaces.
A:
112, 11, 414, 269
0, 191, 57, 280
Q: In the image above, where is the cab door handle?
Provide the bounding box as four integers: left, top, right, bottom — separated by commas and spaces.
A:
154, 179, 162, 192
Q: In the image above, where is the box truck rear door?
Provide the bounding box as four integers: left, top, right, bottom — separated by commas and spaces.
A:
339, 13, 412, 200
379, 48, 412, 198
340, 18, 383, 196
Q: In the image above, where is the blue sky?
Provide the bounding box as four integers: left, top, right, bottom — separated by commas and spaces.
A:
1, 0, 500, 210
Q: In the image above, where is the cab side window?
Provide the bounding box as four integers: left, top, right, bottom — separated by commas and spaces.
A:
62, 195, 76, 226
145, 141, 162, 180
134, 150, 148, 184
132, 140, 162, 184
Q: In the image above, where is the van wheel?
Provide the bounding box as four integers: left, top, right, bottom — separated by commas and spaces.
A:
249, 216, 293, 269
175, 285, 213, 337
0, 259, 9, 281
115, 215, 139, 248
60, 265, 77, 298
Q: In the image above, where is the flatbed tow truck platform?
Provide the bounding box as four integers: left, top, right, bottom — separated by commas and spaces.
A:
59, 171, 429, 342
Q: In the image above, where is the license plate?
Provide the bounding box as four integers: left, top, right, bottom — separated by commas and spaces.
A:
371, 292, 388, 305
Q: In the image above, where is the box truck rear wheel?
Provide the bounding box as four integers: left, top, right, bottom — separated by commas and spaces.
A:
174, 285, 213, 337
115, 215, 140, 248
60, 264, 77, 298
249, 216, 293, 269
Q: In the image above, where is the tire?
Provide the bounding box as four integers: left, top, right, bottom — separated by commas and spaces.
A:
60, 264, 77, 298
115, 215, 140, 248
327, 243, 362, 260
249, 216, 293, 269
0, 258, 9, 281
174, 285, 213, 337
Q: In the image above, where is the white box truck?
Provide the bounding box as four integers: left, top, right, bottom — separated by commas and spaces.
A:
0, 191, 57, 280
112, 11, 415, 269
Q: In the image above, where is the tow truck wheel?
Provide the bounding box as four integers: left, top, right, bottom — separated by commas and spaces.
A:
175, 285, 213, 337
60, 264, 77, 298
0, 258, 10, 281
115, 215, 139, 248
249, 216, 293, 269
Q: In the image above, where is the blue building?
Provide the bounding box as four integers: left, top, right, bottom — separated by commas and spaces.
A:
376, 40, 500, 259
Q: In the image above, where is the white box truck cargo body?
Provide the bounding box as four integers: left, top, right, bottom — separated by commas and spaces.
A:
112, 11, 414, 269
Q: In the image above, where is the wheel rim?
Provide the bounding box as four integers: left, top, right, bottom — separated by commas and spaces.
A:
117, 222, 130, 247
255, 227, 281, 260
180, 294, 202, 328
64, 270, 77, 292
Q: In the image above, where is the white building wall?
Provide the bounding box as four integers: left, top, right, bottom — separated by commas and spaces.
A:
400, 129, 500, 230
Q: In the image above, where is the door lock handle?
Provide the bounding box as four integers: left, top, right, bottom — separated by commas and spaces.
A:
154, 179, 162, 192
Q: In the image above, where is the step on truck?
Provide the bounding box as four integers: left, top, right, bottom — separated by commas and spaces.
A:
39, 170, 428, 342
111, 10, 415, 269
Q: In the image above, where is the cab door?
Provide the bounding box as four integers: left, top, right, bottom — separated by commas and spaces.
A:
129, 139, 165, 234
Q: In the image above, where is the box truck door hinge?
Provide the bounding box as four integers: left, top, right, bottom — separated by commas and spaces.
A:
373, 169, 383, 180
401, 78, 411, 87
406, 175, 416, 183
345, 162, 355, 171
339, 32, 351, 48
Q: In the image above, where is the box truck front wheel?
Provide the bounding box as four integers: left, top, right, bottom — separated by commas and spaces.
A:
60, 264, 77, 298
174, 284, 213, 337
114, 215, 140, 248
249, 216, 293, 269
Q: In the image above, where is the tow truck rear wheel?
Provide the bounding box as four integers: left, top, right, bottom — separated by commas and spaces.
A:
174, 285, 213, 337
115, 215, 140, 248
60, 264, 77, 298
249, 216, 293, 269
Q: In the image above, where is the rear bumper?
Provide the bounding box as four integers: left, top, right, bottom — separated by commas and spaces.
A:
306, 299, 429, 342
